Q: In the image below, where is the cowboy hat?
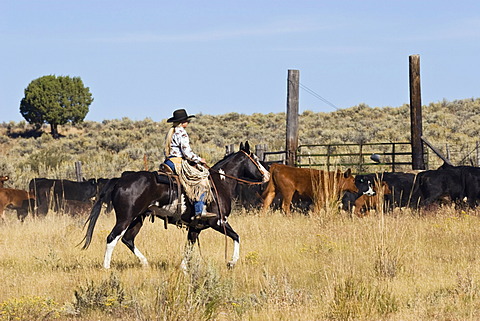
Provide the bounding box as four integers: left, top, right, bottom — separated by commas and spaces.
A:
167, 109, 196, 123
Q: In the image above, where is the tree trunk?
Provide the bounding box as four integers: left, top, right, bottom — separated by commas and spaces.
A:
50, 123, 59, 139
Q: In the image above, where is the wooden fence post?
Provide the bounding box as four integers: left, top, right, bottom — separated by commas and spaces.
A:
286, 69, 299, 166
75, 161, 83, 182
392, 143, 396, 172
409, 54, 426, 170
476, 141, 480, 166
255, 144, 267, 162
225, 144, 235, 156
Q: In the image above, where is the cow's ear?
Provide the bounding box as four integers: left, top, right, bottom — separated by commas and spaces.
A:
344, 168, 352, 178
244, 141, 250, 153
239, 142, 245, 151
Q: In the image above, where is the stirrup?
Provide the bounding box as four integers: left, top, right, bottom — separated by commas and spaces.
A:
195, 212, 217, 220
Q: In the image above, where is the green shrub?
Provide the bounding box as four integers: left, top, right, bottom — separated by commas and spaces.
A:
0, 295, 61, 320
73, 273, 132, 316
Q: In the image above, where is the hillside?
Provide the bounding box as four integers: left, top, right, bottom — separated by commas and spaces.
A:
1, 98, 480, 189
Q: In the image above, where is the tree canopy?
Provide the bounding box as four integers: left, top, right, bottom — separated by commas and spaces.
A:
20, 75, 93, 138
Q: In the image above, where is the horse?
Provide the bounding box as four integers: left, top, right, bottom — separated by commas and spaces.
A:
81, 141, 270, 269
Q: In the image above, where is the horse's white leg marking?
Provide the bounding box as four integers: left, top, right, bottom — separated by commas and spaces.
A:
103, 228, 127, 269
134, 247, 149, 267
228, 238, 240, 268
180, 243, 194, 273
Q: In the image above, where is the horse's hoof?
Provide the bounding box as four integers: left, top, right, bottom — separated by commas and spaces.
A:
227, 261, 236, 269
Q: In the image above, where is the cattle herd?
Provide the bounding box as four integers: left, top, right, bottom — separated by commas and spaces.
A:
0, 176, 111, 222
241, 162, 480, 215
1, 162, 480, 222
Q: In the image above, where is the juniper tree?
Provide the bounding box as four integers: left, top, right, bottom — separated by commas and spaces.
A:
20, 75, 93, 138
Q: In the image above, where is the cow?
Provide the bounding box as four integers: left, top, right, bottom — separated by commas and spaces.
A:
29, 178, 98, 216
411, 166, 464, 209
0, 188, 35, 222
0, 176, 9, 188
262, 164, 358, 215
235, 181, 313, 213
342, 174, 376, 211
354, 181, 392, 217
342, 172, 417, 212
412, 163, 480, 209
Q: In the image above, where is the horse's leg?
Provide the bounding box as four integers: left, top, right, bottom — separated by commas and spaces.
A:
104, 222, 130, 269
210, 222, 240, 268
0, 206, 5, 223
121, 216, 148, 267
180, 229, 200, 272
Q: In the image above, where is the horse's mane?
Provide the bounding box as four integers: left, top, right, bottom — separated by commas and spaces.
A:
212, 151, 240, 169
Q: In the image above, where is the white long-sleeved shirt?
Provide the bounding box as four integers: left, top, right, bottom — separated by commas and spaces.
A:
166, 126, 201, 163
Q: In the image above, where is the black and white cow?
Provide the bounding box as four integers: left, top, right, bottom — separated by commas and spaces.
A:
342, 171, 417, 211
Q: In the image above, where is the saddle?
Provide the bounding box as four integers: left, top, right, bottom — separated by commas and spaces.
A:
151, 166, 183, 229
159, 163, 174, 175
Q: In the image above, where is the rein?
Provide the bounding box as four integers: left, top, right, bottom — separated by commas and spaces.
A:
207, 151, 266, 185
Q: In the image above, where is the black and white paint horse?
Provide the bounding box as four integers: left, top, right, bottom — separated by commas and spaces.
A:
81, 142, 269, 269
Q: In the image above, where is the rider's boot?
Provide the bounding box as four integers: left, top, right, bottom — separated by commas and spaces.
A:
194, 197, 217, 220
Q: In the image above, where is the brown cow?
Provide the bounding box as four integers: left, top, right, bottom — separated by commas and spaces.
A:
354, 181, 392, 217
0, 188, 35, 222
262, 164, 358, 215
0, 176, 9, 188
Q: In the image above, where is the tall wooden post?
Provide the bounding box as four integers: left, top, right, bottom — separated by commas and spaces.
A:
255, 144, 267, 162
75, 161, 83, 182
286, 69, 299, 166
409, 55, 426, 170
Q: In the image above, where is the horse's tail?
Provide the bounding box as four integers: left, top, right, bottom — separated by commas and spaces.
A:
80, 178, 118, 249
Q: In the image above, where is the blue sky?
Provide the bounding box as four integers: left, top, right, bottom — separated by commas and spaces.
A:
1, 1, 479, 123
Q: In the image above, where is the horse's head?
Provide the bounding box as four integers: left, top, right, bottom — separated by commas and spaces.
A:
213, 141, 270, 183
239, 141, 270, 183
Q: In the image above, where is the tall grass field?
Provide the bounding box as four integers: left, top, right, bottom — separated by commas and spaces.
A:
1, 205, 480, 320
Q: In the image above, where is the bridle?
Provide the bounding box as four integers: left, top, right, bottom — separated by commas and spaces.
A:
208, 150, 267, 185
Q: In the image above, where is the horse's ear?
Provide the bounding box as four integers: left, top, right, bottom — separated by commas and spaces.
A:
239, 142, 245, 151
244, 141, 250, 153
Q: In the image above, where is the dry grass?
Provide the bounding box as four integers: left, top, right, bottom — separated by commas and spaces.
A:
1, 206, 480, 320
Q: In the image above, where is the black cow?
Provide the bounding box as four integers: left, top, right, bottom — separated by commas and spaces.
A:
29, 178, 98, 216
381, 172, 417, 208
460, 166, 480, 207
413, 163, 480, 209
411, 167, 463, 209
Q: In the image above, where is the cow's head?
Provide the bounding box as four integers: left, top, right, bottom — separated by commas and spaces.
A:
339, 168, 358, 193
355, 175, 375, 196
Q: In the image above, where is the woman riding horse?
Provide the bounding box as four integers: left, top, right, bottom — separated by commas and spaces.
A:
163, 108, 216, 220
81, 141, 270, 270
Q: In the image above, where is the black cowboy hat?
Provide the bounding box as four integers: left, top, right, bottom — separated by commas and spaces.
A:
167, 109, 196, 123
